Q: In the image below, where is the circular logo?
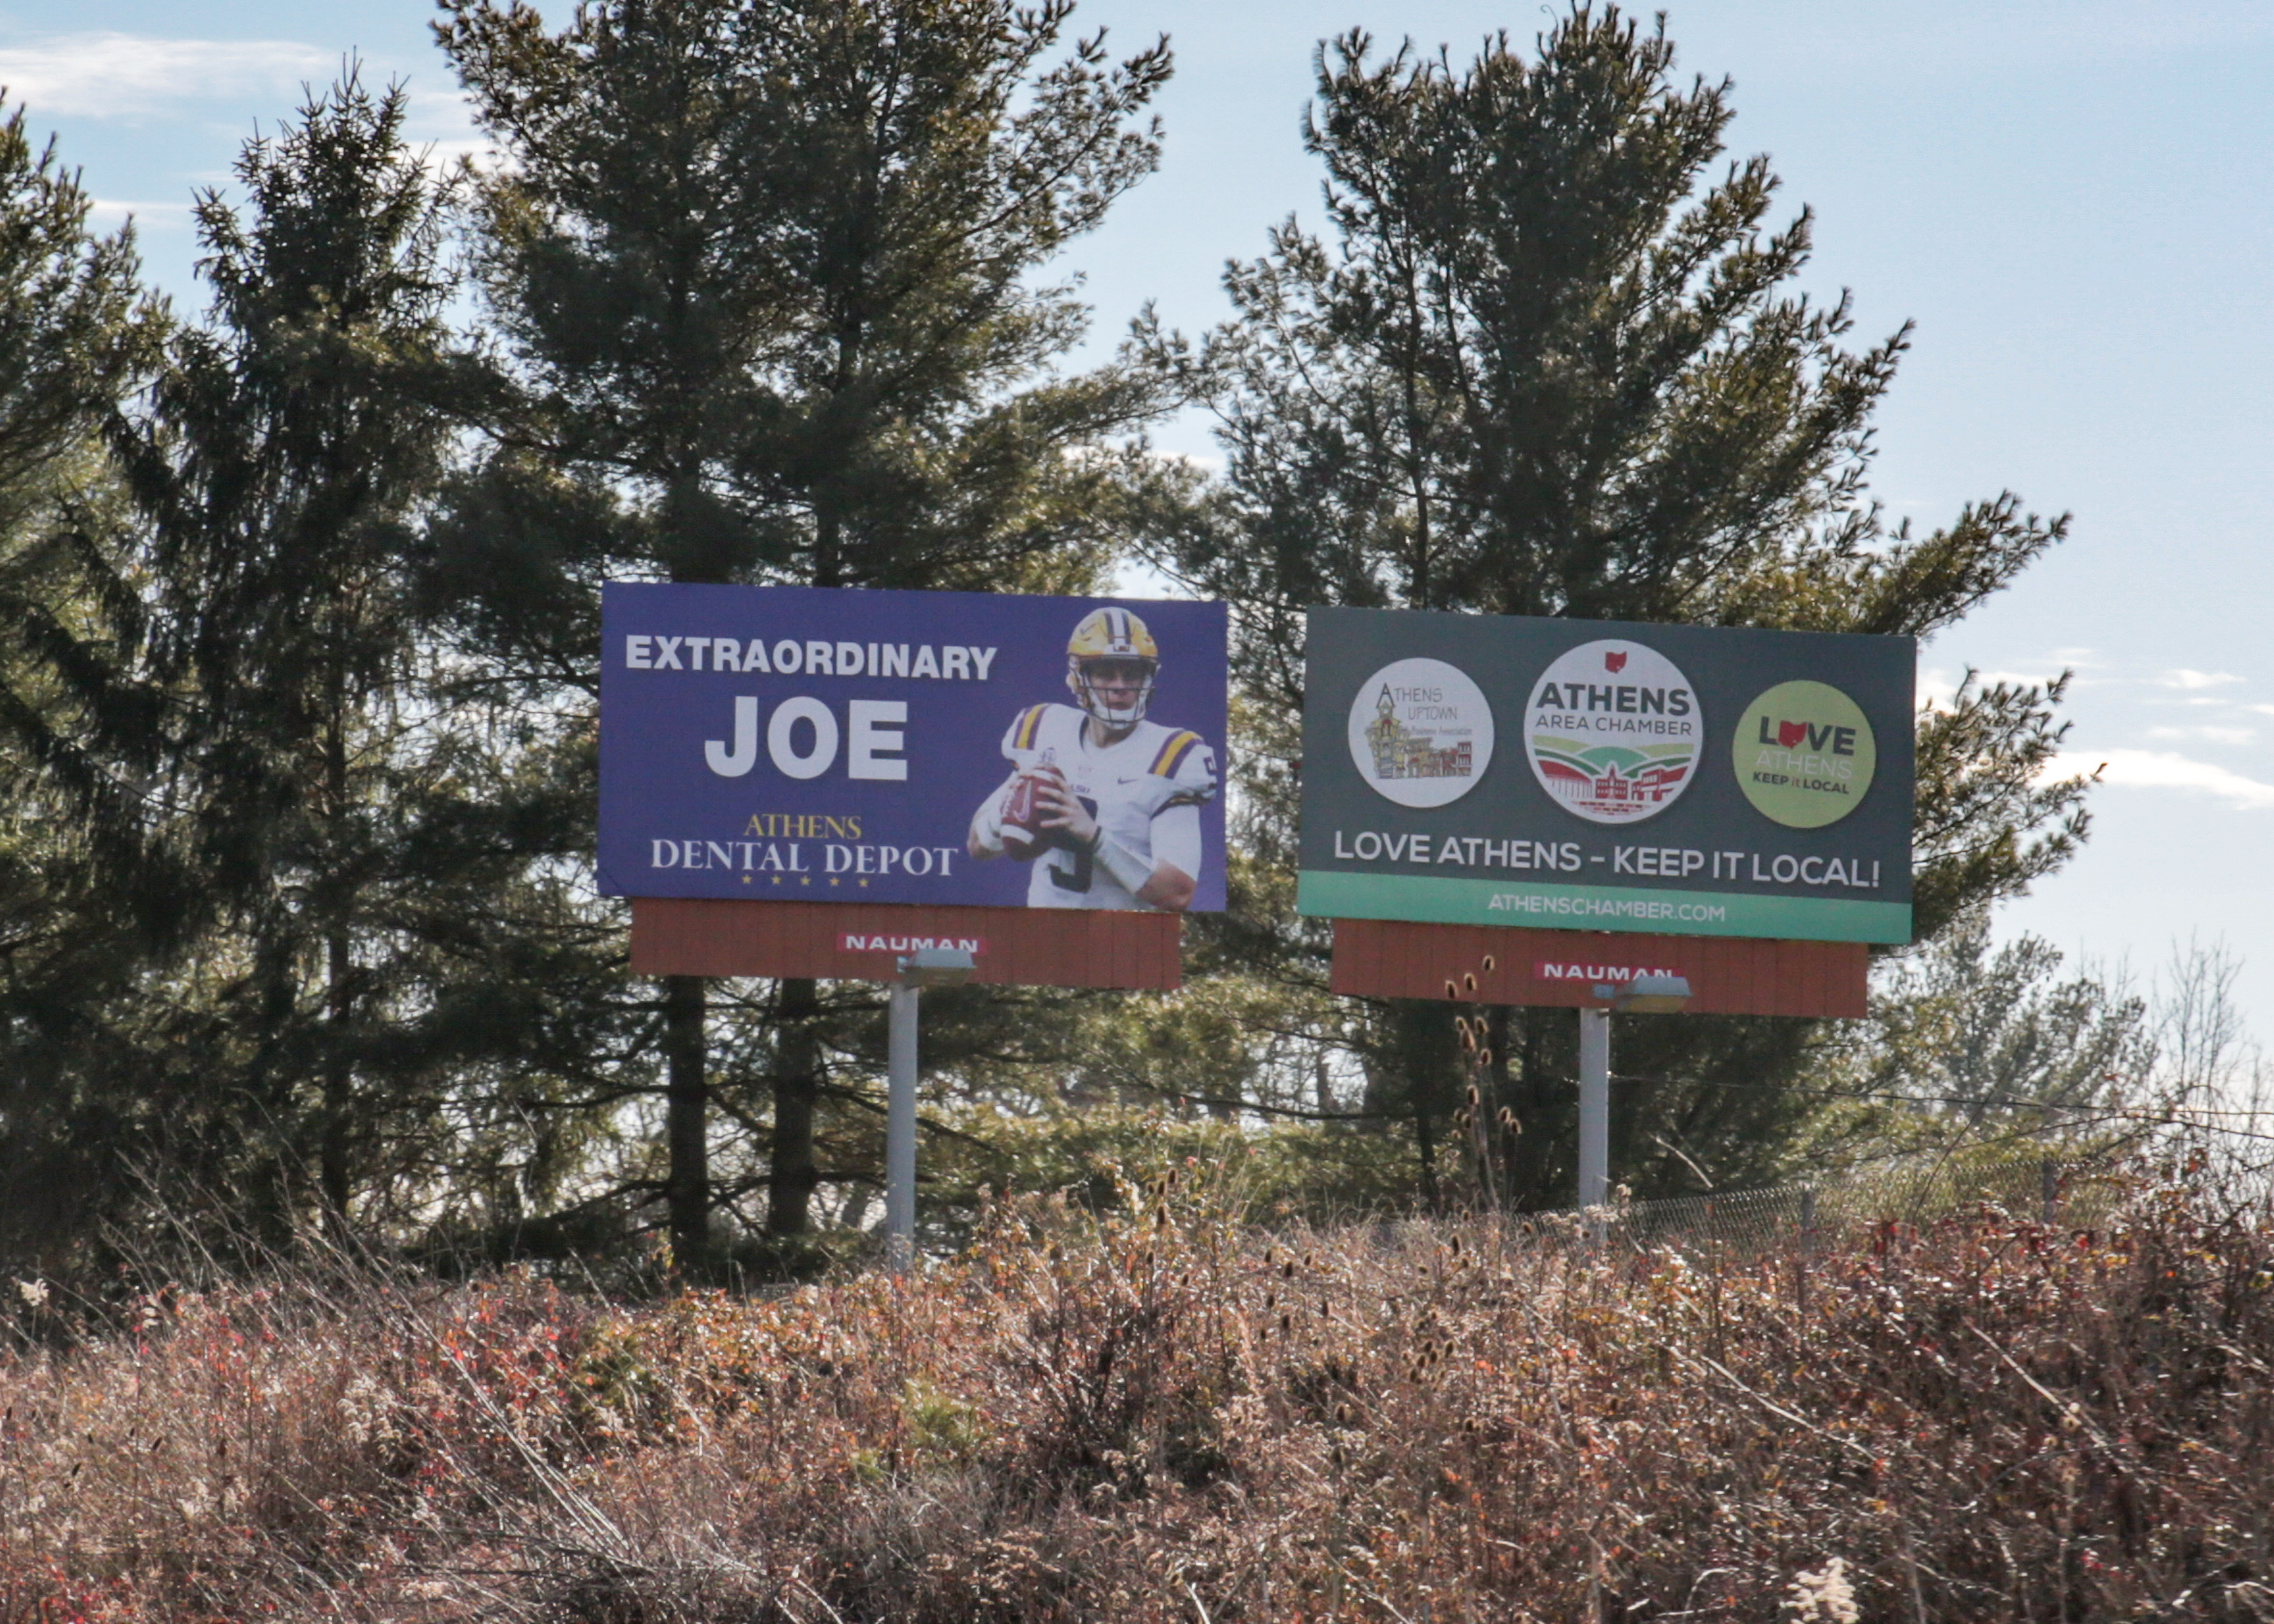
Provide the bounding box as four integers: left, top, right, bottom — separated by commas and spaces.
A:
1523, 639, 1702, 825
1733, 680, 1875, 828
1348, 657, 1495, 808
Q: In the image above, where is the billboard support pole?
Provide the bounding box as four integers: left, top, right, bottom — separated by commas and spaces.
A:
1577, 1007, 1610, 1225
1577, 977, 1688, 1242
885, 948, 975, 1275
885, 983, 919, 1274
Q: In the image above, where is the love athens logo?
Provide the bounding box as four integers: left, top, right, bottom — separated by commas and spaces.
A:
1732, 680, 1877, 828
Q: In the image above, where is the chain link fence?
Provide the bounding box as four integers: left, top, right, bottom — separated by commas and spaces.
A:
1534, 1151, 2136, 1259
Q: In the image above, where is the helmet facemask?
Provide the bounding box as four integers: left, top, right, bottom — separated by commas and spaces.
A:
1068, 655, 1157, 728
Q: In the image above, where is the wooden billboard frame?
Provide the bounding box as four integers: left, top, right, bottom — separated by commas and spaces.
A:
1329, 918, 1868, 1018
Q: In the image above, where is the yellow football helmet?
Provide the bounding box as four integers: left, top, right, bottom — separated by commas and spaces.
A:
1065, 606, 1159, 727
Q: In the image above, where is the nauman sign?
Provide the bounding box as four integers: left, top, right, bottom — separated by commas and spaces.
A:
1298, 608, 1916, 942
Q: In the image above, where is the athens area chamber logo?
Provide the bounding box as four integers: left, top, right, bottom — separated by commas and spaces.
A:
1347, 657, 1495, 809
1524, 639, 1701, 824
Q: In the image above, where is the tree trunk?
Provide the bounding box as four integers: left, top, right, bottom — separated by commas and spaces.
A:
766, 976, 821, 1237
659, 483, 720, 1273
1414, 1091, 1441, 1216
1507, 1007, 1561, 1210
320, 922, 354, 1231
319, 693, 353, 1234
662, 973, 709, 1269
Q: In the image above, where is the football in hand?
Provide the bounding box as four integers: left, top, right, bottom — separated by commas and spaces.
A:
998, 770, 1053, 862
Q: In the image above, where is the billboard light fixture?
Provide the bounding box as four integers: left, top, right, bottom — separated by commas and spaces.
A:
1611, 973, 1692, 1015
896, 947, 975, 989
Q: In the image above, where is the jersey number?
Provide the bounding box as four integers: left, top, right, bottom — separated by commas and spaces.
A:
1050, 798, 1100, 893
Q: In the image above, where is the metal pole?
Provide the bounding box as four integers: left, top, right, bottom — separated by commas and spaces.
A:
886, 982, 919, 1273
1577, 1006, 1610, 1213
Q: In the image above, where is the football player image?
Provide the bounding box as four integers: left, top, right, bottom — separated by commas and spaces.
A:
967, 606, 1219, 911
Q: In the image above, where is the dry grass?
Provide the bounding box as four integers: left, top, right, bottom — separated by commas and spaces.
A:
2, 1159, 2270, 1622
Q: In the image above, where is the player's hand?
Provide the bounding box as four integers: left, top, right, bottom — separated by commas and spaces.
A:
1032, 768, 1098, 848
974, 786, 1007, 843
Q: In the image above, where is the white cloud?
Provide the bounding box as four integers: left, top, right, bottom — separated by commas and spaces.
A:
409, 137, 492, 181
401, 86, 484, 152
1974, 668, 2071, 689
1916, 665, 2071, 710
2146, 725, 2256, 746
2156, 668, 2246, 690
1769, 2, 2274, 73
0, 33, 333, 118
88, 199, 194, 227
2044, 748, 2274, 811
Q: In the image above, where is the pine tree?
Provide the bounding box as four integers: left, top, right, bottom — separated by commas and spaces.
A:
1149, 8, 2089, 1207
1857, 914, 2153, 1128
84, 71, 602, 1241
434, 0, 1175, 1263
0, 104, 168, 1266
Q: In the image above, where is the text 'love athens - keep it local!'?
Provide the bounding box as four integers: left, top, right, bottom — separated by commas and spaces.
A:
1297, 607, 1916, 944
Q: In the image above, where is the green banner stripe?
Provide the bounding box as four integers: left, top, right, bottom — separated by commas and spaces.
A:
1297, 870, 1911, 943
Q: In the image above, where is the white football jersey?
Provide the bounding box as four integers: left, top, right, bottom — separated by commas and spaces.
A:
996, 703, 1218, 909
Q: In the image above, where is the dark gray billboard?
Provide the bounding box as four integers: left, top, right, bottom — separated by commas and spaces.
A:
1298, 608, 1916, 943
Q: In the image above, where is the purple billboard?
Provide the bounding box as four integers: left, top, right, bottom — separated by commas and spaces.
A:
599, 584, 1229, 913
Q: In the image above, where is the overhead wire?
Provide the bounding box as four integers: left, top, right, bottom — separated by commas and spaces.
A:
1603, 1071, 2274, 1144
1111, 1072, 2274, 1146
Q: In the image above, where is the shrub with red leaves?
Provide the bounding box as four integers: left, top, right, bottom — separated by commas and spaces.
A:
0, 1163, 2268, 1621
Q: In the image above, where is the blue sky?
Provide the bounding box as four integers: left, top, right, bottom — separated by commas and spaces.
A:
9, 0, 2272, 1033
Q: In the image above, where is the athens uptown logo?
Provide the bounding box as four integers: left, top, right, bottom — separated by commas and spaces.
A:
1347, 657, 1496, 809
1523, 639, 1700, 825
